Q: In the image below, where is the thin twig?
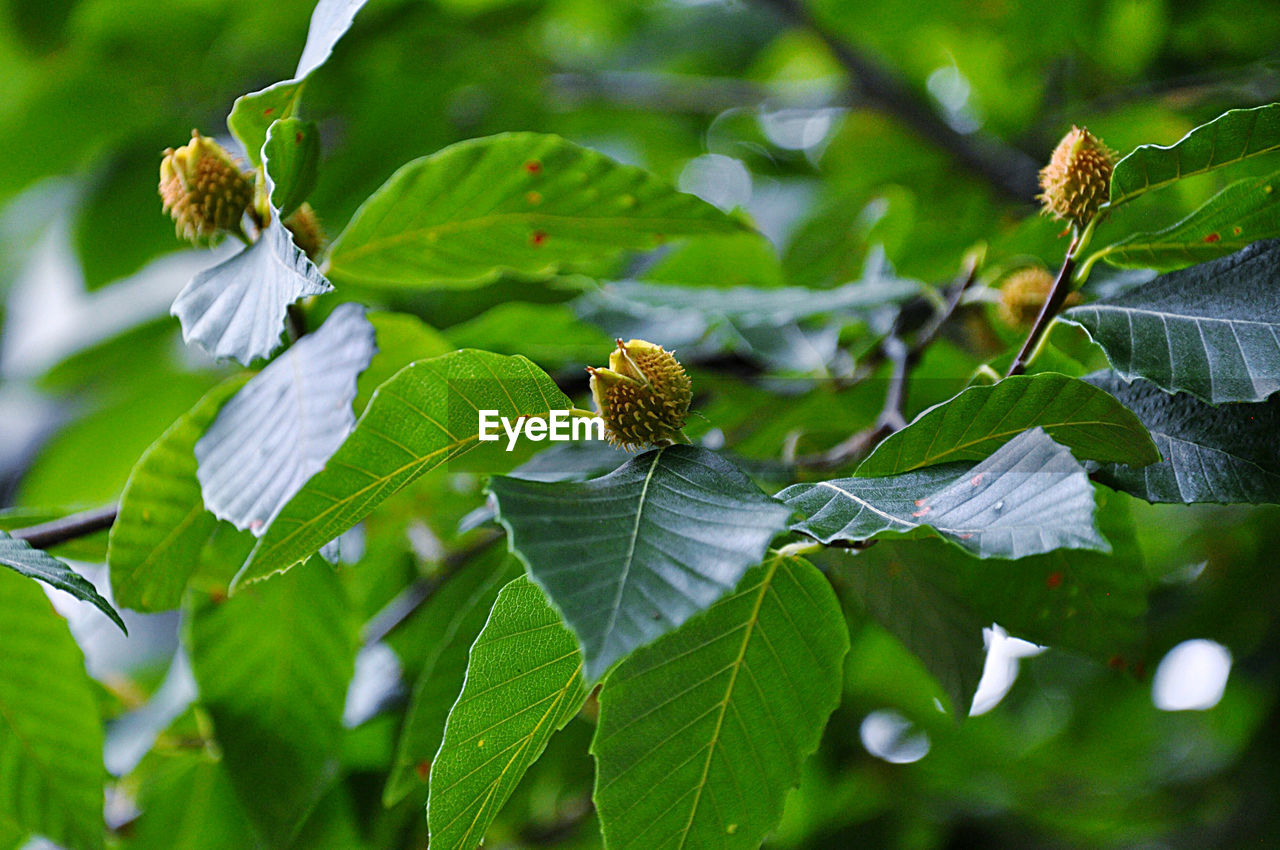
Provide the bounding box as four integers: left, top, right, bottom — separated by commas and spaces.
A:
796, 260, 980, 470
755, 0, 1040, 202
361, 529, 504, 647
9, 505, 119, 550
1006, 232, 1080, 377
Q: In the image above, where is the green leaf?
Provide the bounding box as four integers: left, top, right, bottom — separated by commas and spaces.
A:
125, 755, 261, 850
591, 555, 848, 849
109, 376, 249, 612
781, 428, 1107, 559
1098, 171, 1280, 271
0, 567, 105, 850
855, 373, 1159, 477
356, 311, 453, 413
488, 445, 793, 680
1064, 238, 1280, 403
239, 350, 571, 585
0, 530, 125, 633
955, 489, 1148, 663
228, 0, 370, 167
186, 559, 357, 845
427, 576, 589, 849
1085, 371, 1280, 504
264, 118, 320, 219
326, 133, 746, 289
1109, 104, 1280, 206
196, 304, 376, 536
383, 550, 520, 806
170, 214, 333, 365
825, 545, 986, 717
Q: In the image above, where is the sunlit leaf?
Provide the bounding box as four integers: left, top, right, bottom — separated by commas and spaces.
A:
327, 133, 747, 289
592, 555, 847, 849
427, 576, 589, 848
1109, 104, 1280, 206
239, 350, 571, 585
856, 373, 1159, 477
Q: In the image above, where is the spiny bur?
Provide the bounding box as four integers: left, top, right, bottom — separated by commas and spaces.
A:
1039, 126, 1116, 227
159, 130, 253, 242
588, 339, 692, 450
998, 266, 1080, 328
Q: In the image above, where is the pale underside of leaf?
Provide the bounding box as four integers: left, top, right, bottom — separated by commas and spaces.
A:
196, 303, 376, 537
782, 427, 1107, 559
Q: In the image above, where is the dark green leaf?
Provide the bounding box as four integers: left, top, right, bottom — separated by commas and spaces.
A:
592, 555, 847, 848
0, 530, 125, 633
327, 133, 746, 289
1109, 104, 1280, 206
240, 350, 571, 585
826, 545, 986, 717
186, 559, 357, 845
0, 567, 105, 850
264, 118, 320, 219
125, 755, 261, 850
383, 550, 520, 806
1065, 238, 1280, 403
196, 304, 376, 537
489, 445, 792, 680
781, 428, 1107, 559
1085, 371, 1280, 504
170, 215, 333, 365
427, 576, 589, 849
1098, 171, 1280, 271
109, 376, 249, 613
856, 373, 1159, 477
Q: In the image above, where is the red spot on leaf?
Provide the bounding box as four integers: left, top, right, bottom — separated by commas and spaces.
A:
525, 191, 542, 205
1204, 232, 1221, 243
957, 533, 973, 540
524, 160, 542, 174
913, 498, 927, 507
263, 107, 275, 116
1046, 571, 1064, 589
1132, 661, 1147, 679
970, 473, 985, 487
295, 131, 304, 144
530, 230, 548, 246
1233, 226, 1243, 236
911, 506, 932, 518
415, 760, 431, 781
1107, 654, 1126, 671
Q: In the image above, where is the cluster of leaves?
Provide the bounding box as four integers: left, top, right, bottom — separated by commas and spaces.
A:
3, 0, 1280, 848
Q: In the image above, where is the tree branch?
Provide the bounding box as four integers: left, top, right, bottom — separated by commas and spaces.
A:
9, 505, 118, 550
1006, 233, 1080, 377
755, 0, 1040, 202
795, 259, 979, 470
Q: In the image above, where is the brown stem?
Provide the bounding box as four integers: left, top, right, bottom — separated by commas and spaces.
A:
9, 505, 118, 550
1006, 234, 1080, 377
755, 0, 1040, 202
796, 260, 980, 470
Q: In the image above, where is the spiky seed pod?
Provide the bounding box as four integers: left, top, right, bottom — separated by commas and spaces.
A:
284, 203, 327, 260
1038, 126, 1116, 226
588, 339, 692, 450
159, 130, 253, 242
997, 266, 1080, 328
